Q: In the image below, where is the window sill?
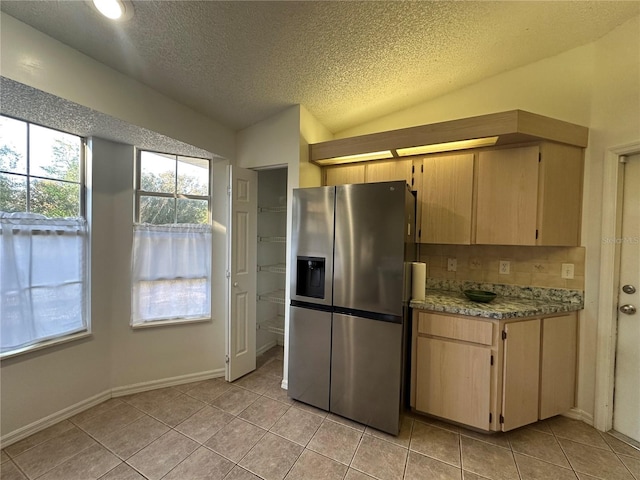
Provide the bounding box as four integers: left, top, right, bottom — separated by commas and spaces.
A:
131, 317, 212, 330
0, 331, 92, 361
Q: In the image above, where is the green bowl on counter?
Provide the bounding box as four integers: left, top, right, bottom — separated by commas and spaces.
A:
463, 289, 497, 303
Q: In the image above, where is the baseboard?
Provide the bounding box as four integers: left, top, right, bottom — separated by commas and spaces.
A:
257, 340, 278, 357
563, 408, 594, 426
1, 389, 111, 449
1, 368, 225, 448
111, 368, 225, 397
281, 379, 288, 390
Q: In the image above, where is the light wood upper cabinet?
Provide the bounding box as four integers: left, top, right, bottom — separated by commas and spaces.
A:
476, 146, 540, 245
475, 143, 583, 246
324, 159, 413, 187
420, 153, 474, 244
323, 141, 583, 246
536, 143, 583, 246
365, 158, 413, 186
324, 164, 365, 186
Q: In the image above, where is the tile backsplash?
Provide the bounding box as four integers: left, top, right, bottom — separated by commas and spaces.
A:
419, 244, 585, 290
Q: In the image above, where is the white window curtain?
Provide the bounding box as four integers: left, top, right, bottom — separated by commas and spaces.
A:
131, 223, 212, 325
0, 212, 88, 354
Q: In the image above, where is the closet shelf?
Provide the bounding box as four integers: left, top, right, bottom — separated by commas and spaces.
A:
259, 206, 287, 213
258, 289, 286, 305
258, 315, 285, 335
258, 236, 286, 243
258, 263, 287, 274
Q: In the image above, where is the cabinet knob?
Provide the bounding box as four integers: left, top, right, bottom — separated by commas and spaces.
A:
619, 304, 637, 315
233, 282, 239, 287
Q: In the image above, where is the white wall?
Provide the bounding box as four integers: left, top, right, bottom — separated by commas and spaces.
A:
235, 105, 331, 386
581, 15, 640, 418
0, 138, 115, 440
330, 15, 640, 422
0, 12, 236, 442
102, 139, 224, 390
0, 13, 236, 160
236, 105, 301, 171
299, 105, 333, 188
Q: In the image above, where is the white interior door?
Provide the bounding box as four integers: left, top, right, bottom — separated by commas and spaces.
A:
613, 153, 640, 442
226, 165, 257, 382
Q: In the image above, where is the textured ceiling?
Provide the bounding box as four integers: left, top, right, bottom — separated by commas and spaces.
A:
1, 1, 639, 134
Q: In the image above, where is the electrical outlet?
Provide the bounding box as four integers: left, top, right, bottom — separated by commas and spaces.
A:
561, 263, 575, 279
499, 260, 510, 275
447, 258, 457, 272
469, 258, 482, 270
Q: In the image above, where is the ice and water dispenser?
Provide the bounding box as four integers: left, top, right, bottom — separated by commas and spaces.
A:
296, 256, 325, 299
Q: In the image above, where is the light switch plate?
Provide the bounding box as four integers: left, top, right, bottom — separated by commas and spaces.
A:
562, 263, 575, 279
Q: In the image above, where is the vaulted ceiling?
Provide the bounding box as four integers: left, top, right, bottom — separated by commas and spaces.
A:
1, 1, 638, 134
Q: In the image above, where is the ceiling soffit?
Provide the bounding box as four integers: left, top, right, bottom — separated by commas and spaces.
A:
309, 110, 589, 165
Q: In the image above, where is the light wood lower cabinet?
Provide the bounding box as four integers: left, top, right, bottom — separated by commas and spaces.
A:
412, 311, 577, 431
539, 314, 578, 419
501, 319, 541, 431
416, 337, 492, 430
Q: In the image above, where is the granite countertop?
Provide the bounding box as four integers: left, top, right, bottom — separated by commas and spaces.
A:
410, 281, 584, 320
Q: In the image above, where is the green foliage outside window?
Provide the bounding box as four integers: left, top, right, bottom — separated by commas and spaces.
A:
137, 152, 209, 225
0, 120, 81, 218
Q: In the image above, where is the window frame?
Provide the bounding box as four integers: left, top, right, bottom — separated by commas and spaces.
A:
131, 149, 213, 328
134, 149, 212, 225
0, 115, 89, 359
0, 114, 86, 218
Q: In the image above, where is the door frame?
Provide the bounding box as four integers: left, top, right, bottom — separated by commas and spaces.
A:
594, 140, 640, 431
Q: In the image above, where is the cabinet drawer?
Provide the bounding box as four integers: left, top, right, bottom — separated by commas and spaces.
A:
418, 313, 493, 346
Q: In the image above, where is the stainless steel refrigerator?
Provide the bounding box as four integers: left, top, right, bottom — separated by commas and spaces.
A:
288, 181, 416, 435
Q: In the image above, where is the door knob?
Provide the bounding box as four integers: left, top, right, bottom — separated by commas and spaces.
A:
619, 304, 637, 315
622, 285, 636, 294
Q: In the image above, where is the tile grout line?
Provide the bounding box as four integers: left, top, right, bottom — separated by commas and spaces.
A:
401, 418, 415, 479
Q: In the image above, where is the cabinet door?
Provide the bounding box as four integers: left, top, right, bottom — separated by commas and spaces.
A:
476, 146, 539, 245
537, 143, 584, 246
324, 164, 365, 186
501, 319, 541, 431
420, 153, 474, 244
365, 159, 413, 186
416, 336, 492, 430
539, 314, 577, 419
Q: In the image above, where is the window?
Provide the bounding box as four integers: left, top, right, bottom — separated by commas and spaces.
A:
131, 150, 212, 326
0, 115, 87, 356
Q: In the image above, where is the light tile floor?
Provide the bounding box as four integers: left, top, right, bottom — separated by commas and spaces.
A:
2, 346, 639, 480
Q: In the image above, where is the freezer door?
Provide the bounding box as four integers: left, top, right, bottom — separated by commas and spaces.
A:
334, 182, 407, 316
288, 306, 331, 410
330, 313, 404, 435
291, 187, 335, 307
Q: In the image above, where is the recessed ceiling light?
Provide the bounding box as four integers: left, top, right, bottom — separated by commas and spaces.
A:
91, 0, 134, 21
